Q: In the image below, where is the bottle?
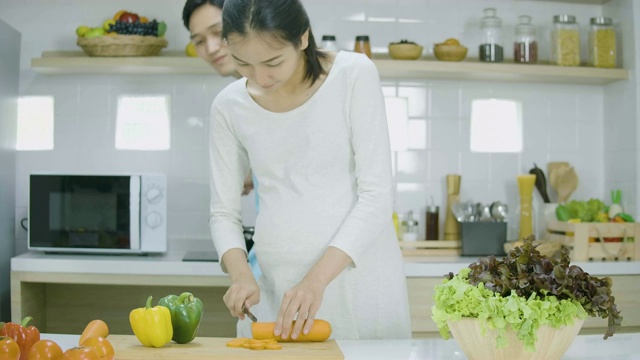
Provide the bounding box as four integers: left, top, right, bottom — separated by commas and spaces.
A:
425, 205, 439, 240
479, 8, 503, 62
321, 35, 339, 52
551, 15, 580, 66
392, 211, 400, 240
402, 210, 419, 241
589, 17, 616, 68
354, 35, 372, 58
514, 15, 537, 64
517, 174, 536, 240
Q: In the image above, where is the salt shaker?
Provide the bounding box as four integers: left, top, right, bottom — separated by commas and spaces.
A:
402, 210, 419, 241
321, 35, 339, 52
354, 35, 372, 58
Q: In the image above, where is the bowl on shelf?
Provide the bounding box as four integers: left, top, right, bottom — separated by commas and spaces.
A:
77, 35, 168, 57
433, 44, 468, 61
388, 40, 424, 60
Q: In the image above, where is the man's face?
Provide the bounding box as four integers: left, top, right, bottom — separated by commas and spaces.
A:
189, 4, 237, 77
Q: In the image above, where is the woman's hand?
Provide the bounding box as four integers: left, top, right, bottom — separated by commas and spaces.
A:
223, 273, 260, 320
274, 278, 326, 340
221, 248, 260, 320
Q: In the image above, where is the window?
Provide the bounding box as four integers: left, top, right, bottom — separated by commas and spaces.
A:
17, 96, 54, 151
470, 99, 523, 153
115, 96, 171, 150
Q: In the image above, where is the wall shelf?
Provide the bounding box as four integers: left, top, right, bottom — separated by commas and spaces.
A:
32, 51, 629, 85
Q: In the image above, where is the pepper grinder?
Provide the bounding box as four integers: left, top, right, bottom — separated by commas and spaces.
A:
444, 174, 461, 240
517, 174, 536, 240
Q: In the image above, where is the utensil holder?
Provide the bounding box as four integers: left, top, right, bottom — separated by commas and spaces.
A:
460, 222, 507, 256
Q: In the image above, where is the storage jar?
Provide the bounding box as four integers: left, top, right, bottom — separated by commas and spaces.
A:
551, 15, 580, 66
514, 15, 537, 63
479, 8, 503, 62
589, 17, 616, 68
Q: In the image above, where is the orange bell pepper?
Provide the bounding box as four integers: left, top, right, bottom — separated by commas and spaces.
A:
0, 316, 41, 360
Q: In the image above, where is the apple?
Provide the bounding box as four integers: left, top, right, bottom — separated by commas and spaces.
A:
119, 12, 139, 23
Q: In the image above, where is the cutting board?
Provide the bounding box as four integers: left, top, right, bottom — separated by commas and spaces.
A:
106, 335, 344, 360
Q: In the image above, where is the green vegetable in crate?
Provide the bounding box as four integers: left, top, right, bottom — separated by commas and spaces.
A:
158, 292, 203, 344
561, 199, 607, 222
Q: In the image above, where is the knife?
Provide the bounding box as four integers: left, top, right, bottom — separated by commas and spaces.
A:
242, 305, 257, 322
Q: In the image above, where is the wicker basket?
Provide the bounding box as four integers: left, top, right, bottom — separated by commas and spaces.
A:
77, 35, 168, 57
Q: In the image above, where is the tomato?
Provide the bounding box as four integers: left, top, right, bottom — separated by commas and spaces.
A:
79, 338, 113, 360
0, 336, 20, 360
61, 347, 100, 360
28, 340, 63, 360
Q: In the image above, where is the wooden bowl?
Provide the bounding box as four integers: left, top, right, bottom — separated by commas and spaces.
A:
448, 318, 584, 360
433, 44, 467, 61
388, 43, 423, 60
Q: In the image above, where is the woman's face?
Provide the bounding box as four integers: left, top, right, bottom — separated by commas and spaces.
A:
226, 31, 308, 91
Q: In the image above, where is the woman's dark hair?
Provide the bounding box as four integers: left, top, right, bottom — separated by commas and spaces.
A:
222, 0, 327, 85
182, 0, 226, 30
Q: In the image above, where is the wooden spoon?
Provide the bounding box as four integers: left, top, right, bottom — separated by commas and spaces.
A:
556, 167, 579, 203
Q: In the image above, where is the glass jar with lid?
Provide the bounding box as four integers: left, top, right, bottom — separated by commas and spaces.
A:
589, 17, 616, 68
551, 15, 580, 66
354, 35, 372, 58
479, 8, 503, 62
514, 15, 537, 64
321, 35, 339, 52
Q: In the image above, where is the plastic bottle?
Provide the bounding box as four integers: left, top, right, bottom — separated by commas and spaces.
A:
479, 8, 503, 62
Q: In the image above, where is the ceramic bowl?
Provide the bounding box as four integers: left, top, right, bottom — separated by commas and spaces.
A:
388, 43, 424, 60
433, 44, 468, 61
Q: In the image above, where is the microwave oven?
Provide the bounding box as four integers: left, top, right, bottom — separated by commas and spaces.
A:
28, 173, 167, 254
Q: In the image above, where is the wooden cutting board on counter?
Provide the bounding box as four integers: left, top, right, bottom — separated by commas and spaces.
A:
107, 335, 344, 359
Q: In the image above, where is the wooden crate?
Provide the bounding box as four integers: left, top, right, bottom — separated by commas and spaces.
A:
546, 220, 640, 261
398, 240, 461, 256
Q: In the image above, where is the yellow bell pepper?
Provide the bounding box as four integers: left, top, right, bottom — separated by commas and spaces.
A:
130, 295, 173, 347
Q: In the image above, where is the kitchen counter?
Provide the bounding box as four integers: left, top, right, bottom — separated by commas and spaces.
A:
11, 250, 640, 277
10, 251, 640, 337
41, 332, 640, 359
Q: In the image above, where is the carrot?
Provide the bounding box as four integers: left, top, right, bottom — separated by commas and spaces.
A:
79, 320, 109, 345
251, 319, 332, 342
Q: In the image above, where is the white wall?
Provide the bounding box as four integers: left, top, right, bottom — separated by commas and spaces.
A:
0, 0, 618, 248
0, 18, 20, 321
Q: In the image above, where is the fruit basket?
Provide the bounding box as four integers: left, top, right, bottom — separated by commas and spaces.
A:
76, 10, 168, 57
77, 35, 167, 57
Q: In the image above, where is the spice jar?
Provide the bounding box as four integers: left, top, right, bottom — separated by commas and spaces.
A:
321, 35, 339, 52
479, 8, 503, 62
589, 17, 616, 68
551, 15, 580, 66
514, 15, 537, 64
425, 205, 439, 240
354, 35, 372, 58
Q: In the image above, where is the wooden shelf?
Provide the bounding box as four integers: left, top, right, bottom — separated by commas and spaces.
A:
32, 51, 629, 85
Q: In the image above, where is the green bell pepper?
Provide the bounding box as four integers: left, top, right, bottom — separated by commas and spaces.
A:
158, 292, 204, 344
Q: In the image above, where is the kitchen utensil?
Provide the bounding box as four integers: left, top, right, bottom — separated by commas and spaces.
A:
529, 163, 550, 203
96, 334, 345, 359
242, 305, 257, 323
547, 161, 569, 189
556, 167, 578, 203
490, 201, 508, 222
479, 204, 493, 222
445, 174, 462, 240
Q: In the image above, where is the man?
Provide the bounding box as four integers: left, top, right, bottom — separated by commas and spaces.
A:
183, 0, 259, 276
183, 0, 253, 195
182, 0, 238, 78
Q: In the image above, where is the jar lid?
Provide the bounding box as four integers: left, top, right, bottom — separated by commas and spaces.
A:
355, 35, 369, 41
481, 8, 502, 27
590, 17, 613, 25
322, 35, 336, 41
516, 15, 536, 35
553, 14, 577, 24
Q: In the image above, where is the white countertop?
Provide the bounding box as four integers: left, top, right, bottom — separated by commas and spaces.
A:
41, 332, 640, 359
12, 251, 640, 277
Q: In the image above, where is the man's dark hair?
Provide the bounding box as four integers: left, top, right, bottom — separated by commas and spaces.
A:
182, 0, 225, 30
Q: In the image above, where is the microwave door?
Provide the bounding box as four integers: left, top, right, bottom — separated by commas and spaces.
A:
129, 176, 141, 250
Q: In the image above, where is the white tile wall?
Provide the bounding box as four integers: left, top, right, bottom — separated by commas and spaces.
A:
1, 0, 629, 250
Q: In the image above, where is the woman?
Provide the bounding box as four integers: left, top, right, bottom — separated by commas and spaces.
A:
209, 0, 411, 340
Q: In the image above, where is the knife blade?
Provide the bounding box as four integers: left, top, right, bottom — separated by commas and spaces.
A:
242, 305, 257, 322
